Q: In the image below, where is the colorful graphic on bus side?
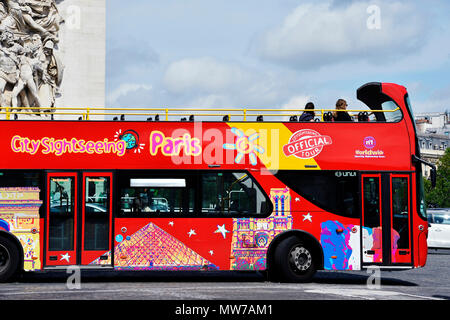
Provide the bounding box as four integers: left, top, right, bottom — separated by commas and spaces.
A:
0, 188, 42, 271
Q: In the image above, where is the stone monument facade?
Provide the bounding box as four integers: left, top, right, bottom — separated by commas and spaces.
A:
0, 0, 105, 119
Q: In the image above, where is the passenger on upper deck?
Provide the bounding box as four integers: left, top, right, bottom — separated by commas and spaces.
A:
333, 99, 353, 122
298, 102, 315, 122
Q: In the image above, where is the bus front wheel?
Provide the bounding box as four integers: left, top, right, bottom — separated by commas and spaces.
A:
274, 236, 317, 283
0, 236, 20, 283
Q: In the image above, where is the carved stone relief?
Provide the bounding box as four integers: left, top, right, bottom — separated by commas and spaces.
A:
0, 0, 64, 116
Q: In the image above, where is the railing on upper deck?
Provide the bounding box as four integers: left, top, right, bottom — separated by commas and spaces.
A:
0, 106, 401, 122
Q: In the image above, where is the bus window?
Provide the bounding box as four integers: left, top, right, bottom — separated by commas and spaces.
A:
382, 101, 403, 122
201, 172, 267, 216
120, 175, 195, 215
84, 177, 110, 251
49, 177, 75, 251
391, 177, 410, 250
0, 171, 41, 188
363, 177, 381, 229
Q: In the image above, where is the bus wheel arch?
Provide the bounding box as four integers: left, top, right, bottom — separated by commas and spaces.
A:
0, 231, 24, 283
267, 230, 324, 282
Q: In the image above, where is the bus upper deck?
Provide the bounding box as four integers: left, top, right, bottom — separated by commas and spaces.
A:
0, 82, 423, 173
1, 82, 410, 123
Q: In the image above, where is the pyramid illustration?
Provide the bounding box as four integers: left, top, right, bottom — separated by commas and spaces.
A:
91, 223, 217, 270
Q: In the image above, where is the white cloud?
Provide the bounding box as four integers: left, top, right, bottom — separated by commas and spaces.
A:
256, 1, 429, 69
163, 57, 251, 94
107, 37, 159, 81
162, 57, 288, 107
187, 94, 232, 108
282, 95, 312, 109
413, 98, 450, 114
412, 85, 450, 113
107, 83, 152, 105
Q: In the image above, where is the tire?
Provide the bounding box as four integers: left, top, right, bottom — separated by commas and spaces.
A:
0, 236, 21, 283
273, 236, 317, 283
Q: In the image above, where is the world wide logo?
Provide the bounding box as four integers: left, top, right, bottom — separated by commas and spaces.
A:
283, 129, 332, 159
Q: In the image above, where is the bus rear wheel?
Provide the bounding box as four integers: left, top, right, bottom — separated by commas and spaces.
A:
0, 236, 20, 283
274, 236, 317, 283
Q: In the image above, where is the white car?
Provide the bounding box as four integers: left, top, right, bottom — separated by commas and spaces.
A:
427, 209, 450, 249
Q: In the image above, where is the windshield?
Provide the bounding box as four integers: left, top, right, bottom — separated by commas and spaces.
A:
405, 94, 418, 134
417, 164, 427, 220
405, 94, 428, 220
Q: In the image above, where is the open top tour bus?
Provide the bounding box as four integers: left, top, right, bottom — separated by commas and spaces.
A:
0, 82, 436, 282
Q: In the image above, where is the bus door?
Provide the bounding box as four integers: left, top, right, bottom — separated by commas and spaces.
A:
45, 172, 113, 267
361, 173, 412, 266
361, 174, 383, 264
389, 174, 412, 264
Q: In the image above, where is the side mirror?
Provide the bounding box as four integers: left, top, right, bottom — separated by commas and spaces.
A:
412, 155, 437, 189
430, 167, 437, 188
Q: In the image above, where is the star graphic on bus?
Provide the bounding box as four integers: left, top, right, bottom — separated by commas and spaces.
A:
214, 224, 230, 239
188, 229, 197, 237
60, 253, 70, 263
223, 127, 265, 166
303, 213, 313, 222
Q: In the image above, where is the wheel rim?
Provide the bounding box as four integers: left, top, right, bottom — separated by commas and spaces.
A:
0, 243, 10, 273
289, 246, 312, 273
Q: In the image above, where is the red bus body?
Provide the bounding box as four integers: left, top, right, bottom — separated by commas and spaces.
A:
0, 82, 430, 279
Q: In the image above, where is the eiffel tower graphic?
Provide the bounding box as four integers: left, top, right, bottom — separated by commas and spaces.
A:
91, 222, 217, 270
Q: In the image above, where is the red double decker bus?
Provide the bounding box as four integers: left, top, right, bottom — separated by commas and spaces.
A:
0, 82, 436, 282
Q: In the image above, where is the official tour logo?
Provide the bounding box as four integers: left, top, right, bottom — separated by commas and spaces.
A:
283, 129, 332, 159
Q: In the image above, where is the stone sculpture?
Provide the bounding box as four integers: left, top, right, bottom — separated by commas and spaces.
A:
0, 0, 64, 116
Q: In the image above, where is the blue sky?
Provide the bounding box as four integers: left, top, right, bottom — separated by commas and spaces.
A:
106, 0, 450, 114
